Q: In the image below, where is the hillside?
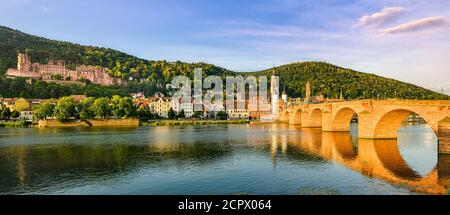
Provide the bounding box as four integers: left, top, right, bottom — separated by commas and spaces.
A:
0, 25, 448, 100
253, 62, 448, 100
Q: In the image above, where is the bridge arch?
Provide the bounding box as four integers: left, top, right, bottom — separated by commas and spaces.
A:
309, 108, 322, 128
332, 107, 358, 132
372, 109, 437, 139
281, 111, 290, 123
292, 109, 302, 125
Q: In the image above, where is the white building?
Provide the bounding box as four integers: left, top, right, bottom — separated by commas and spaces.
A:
20, 110, 34, 121
171, 98, 194, 118
270, 68, 279, 120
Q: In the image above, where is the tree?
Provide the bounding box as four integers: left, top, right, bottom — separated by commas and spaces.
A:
177, 109, 186, 119
137, 105, 153, 120
217, 111, 227, 120
33, 100, 55, 120
11, 110, 20, 118
78, 97, 96, 120
54, 96, 77, 121
119, 97, 137, 118
111, 96, 136, 118
193, 111, 203, 118
110, 95, 123, 118
1, 108, 11, 120
168, 108, 176, 119
92, 97, 111, 119
14, 98, 30, 112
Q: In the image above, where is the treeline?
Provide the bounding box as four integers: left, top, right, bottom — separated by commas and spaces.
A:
34, 95, 143, 121
0, 77, 128, 98
252, 62, 449, 100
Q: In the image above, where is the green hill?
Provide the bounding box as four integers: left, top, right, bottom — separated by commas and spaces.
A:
0, 25, 447, 100
253, 62, 448, 100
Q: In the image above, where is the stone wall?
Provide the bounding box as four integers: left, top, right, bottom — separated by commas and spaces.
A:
89, 119, 139, 127
38, 119, 139, 128
38, 119, 90, 128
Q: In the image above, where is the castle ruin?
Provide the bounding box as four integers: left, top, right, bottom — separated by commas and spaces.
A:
6, 52, 124, 86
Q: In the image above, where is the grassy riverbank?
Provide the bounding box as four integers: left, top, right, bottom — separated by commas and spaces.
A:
0, 120, 32, 127
142, 119, 249, 126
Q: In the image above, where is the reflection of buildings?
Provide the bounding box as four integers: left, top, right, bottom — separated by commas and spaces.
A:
270, 124, 449, 194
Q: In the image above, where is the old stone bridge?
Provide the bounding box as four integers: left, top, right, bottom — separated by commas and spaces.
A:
278, 99, 450, 153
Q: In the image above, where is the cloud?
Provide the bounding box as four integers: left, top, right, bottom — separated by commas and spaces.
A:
357, 7, 406, 27
41, 7, 49, 12
382, 16, 450, 34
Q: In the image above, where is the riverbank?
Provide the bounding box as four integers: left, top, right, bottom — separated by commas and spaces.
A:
142, 119, 249, 126
38, 118, 140, 128
0, 120, 32, 127
0, 119, 250, 128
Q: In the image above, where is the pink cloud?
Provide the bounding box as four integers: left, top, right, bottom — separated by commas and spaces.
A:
382, 16, 450, 34
357, 7, 406, 27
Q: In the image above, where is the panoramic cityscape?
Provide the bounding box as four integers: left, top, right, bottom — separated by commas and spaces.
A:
0, 1, 449, 212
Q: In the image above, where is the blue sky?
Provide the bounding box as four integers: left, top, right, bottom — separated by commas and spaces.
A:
1, 0, 450, 93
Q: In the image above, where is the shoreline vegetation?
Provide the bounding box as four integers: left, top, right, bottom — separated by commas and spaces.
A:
142, 119, 249, 126
0, 120, 33, 127
0, 119, 250, 128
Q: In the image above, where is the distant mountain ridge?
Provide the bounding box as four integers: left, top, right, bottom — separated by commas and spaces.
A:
0, 25, 448, 100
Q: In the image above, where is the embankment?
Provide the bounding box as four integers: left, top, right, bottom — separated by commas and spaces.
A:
38, 119, 139, 128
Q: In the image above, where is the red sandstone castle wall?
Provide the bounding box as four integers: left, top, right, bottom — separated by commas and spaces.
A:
7, 53, 124, 86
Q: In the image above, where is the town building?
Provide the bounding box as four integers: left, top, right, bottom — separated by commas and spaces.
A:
149, 97, 172, 118
130, 92, 145, 99
171, 98, 194, 118
6, 52, 124, 86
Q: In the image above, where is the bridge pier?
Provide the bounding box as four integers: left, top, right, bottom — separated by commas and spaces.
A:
321, 111, 333, 131
300, 112, 312, 127
438, 118, 450, 154
438, 154, 450, 189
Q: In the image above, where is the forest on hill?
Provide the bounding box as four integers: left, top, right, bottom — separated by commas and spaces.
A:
0, 25, 448, 100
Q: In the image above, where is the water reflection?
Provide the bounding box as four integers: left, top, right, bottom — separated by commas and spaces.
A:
274, 124, 448, 194
0, 124, 447, 195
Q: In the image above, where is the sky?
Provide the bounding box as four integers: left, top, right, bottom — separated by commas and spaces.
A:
1, 0, 450, 94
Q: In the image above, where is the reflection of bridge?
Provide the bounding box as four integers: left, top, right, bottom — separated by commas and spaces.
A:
279, 100, 450, 153
271, 125, 450, 194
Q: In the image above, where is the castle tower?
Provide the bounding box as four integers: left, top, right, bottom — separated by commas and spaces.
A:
17, 52, 31, 71
305, 81, 311, 101
271, 67, 279, 118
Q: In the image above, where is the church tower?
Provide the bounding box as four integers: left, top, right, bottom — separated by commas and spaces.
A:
270, 67, 279, 119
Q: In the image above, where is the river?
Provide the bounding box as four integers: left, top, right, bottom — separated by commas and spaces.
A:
0, 123, 448, 195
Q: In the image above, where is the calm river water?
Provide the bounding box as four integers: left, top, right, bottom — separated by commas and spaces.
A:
0, 123, 448, 195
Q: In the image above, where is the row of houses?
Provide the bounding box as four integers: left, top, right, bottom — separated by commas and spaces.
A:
0, 91, 287, 121
132, 92, 286, 120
